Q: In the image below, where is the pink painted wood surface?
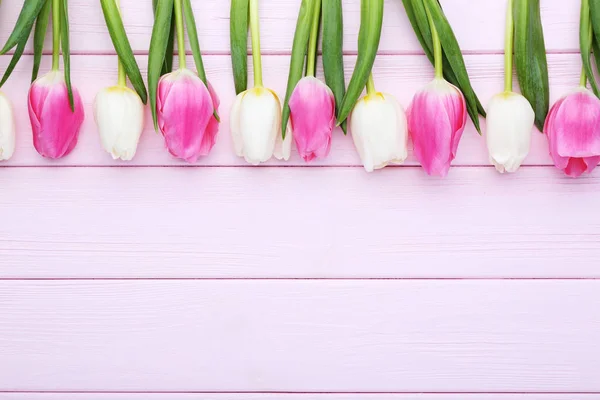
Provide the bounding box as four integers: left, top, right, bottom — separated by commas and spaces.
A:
1, 0, 599, 396
0, 167, 599, 279
0, 0, 581, 54
0, 53, 586, 167
1, 396, 599, 400
1, 280, 599, 392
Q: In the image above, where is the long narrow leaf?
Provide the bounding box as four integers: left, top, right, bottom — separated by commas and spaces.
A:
423, 0, 482, 133
61, 0, 74, 111
32, 0, 51, 82
100, 0, 148, 104
148, 0, 175, 130
183, 0, 206, 83
580, 0, 599, 96
282, 0, 317, 138
153, 0, 175, 75
230, 0, 249, 94
588, 0, 600, 78
513, 0, 549, 132
0, 38, 28, 88
322, 0, 346, 133
337, 0, 383, 124
0, 0, 47, 54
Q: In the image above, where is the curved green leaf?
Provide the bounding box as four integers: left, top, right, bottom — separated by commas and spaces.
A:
423, 0, 482, 133
148, 0, 175, 130
61, 0, 74, 111
580, 0, 599, 96
282, 0, 317, 138
153, 0, 175, 75
0, 38, 28, 88
100, 0, 148, 104
32, 0, 51, 82
183, 0, 206, 83
230, 0, 249, 95
322, 0, 346, 133
513, 0, 549, 132
0, 0, 47, 54
588, 0, 600, 78
336, 0, 383, 125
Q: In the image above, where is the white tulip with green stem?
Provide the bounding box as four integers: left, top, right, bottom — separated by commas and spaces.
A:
486, 0, 535, 173
230, 0, 291, 165
95, 0, 148, 161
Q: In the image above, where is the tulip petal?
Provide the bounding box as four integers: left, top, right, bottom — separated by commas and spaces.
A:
0, 92, 16, 161
230, 92, 245, 157
552, 90, 600, 158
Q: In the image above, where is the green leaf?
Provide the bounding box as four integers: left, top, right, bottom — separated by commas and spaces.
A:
282, 0, 317, 138
32, 0, 51, 82
153, 0, 175, 75
588, 0, 600, 78
513, 0, 549, 132
423, 0, 482, 133
580, 0, 599, 96
322, 0, 346, 134
61, 0, 74, 111
0, 37, 28, 88
336, 0, 383, 125
0, 0, 47, 54
230, 0, 249, 95
100, 0, 148, 104
148, 0, 175, 131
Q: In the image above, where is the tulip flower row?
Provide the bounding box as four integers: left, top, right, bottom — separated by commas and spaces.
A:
1, 0, 600, 179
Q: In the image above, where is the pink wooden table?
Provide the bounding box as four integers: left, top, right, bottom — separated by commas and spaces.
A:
1, 0, 599, 399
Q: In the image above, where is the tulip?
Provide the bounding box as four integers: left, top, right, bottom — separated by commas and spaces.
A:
544, 88, 600, 177
407, 78, 467, 177
230, 87, 291, 165
28, 70, 85, 159
288, 76, 336, 162
157, 68, 220, 163
0, 92, 15, 161
486, 92, 535, 173
94, 86, 145, 161
350, 91, 408, 172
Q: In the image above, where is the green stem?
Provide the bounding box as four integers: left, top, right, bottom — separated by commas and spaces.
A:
306, 0, 321, 77
366, 73, 376, 95
52, 0, 61, 71
249, 0, 263, 87
504, 0, 514, 92
174, 0, 186, 69
424, 2, 443, 79
581, 64, 588, 87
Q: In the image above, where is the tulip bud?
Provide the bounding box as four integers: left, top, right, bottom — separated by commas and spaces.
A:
407, 78, 467, 177
486, 92, 535, 173
94, 86, 145, 161
0, 92, 16, 161
230, 87, 290, 165
157, 68, 220, 163
544, 88, 600, 177
288, 76, 336, 162
350, 92, 408, 172
28, 71, 85, 159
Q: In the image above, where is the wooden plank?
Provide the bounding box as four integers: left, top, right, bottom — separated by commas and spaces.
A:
0, 280, 598, 392
1, 395, 599, 400
0, 53, 584, 167
0, 0, 580, 54
0, 167, 599, 279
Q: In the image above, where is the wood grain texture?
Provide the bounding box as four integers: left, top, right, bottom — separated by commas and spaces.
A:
0, 0, 580, 54
0, 280, 599, 392
0, 53, 586, 167
0, 167, 599, 279
2, 396, 600, 400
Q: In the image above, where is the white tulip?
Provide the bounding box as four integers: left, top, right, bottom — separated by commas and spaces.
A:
94, 86, 145, 161
0, 92, 15, 161
230, 87, 291, 165
486, 92, 534, 173
350, 93, 408, 172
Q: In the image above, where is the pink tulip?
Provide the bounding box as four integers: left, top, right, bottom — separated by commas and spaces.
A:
288, 76, 335, 162
157, 68, 220, 163
407, 78, 467, 177
28, 71, 84, 159
544, 88, 600, 177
